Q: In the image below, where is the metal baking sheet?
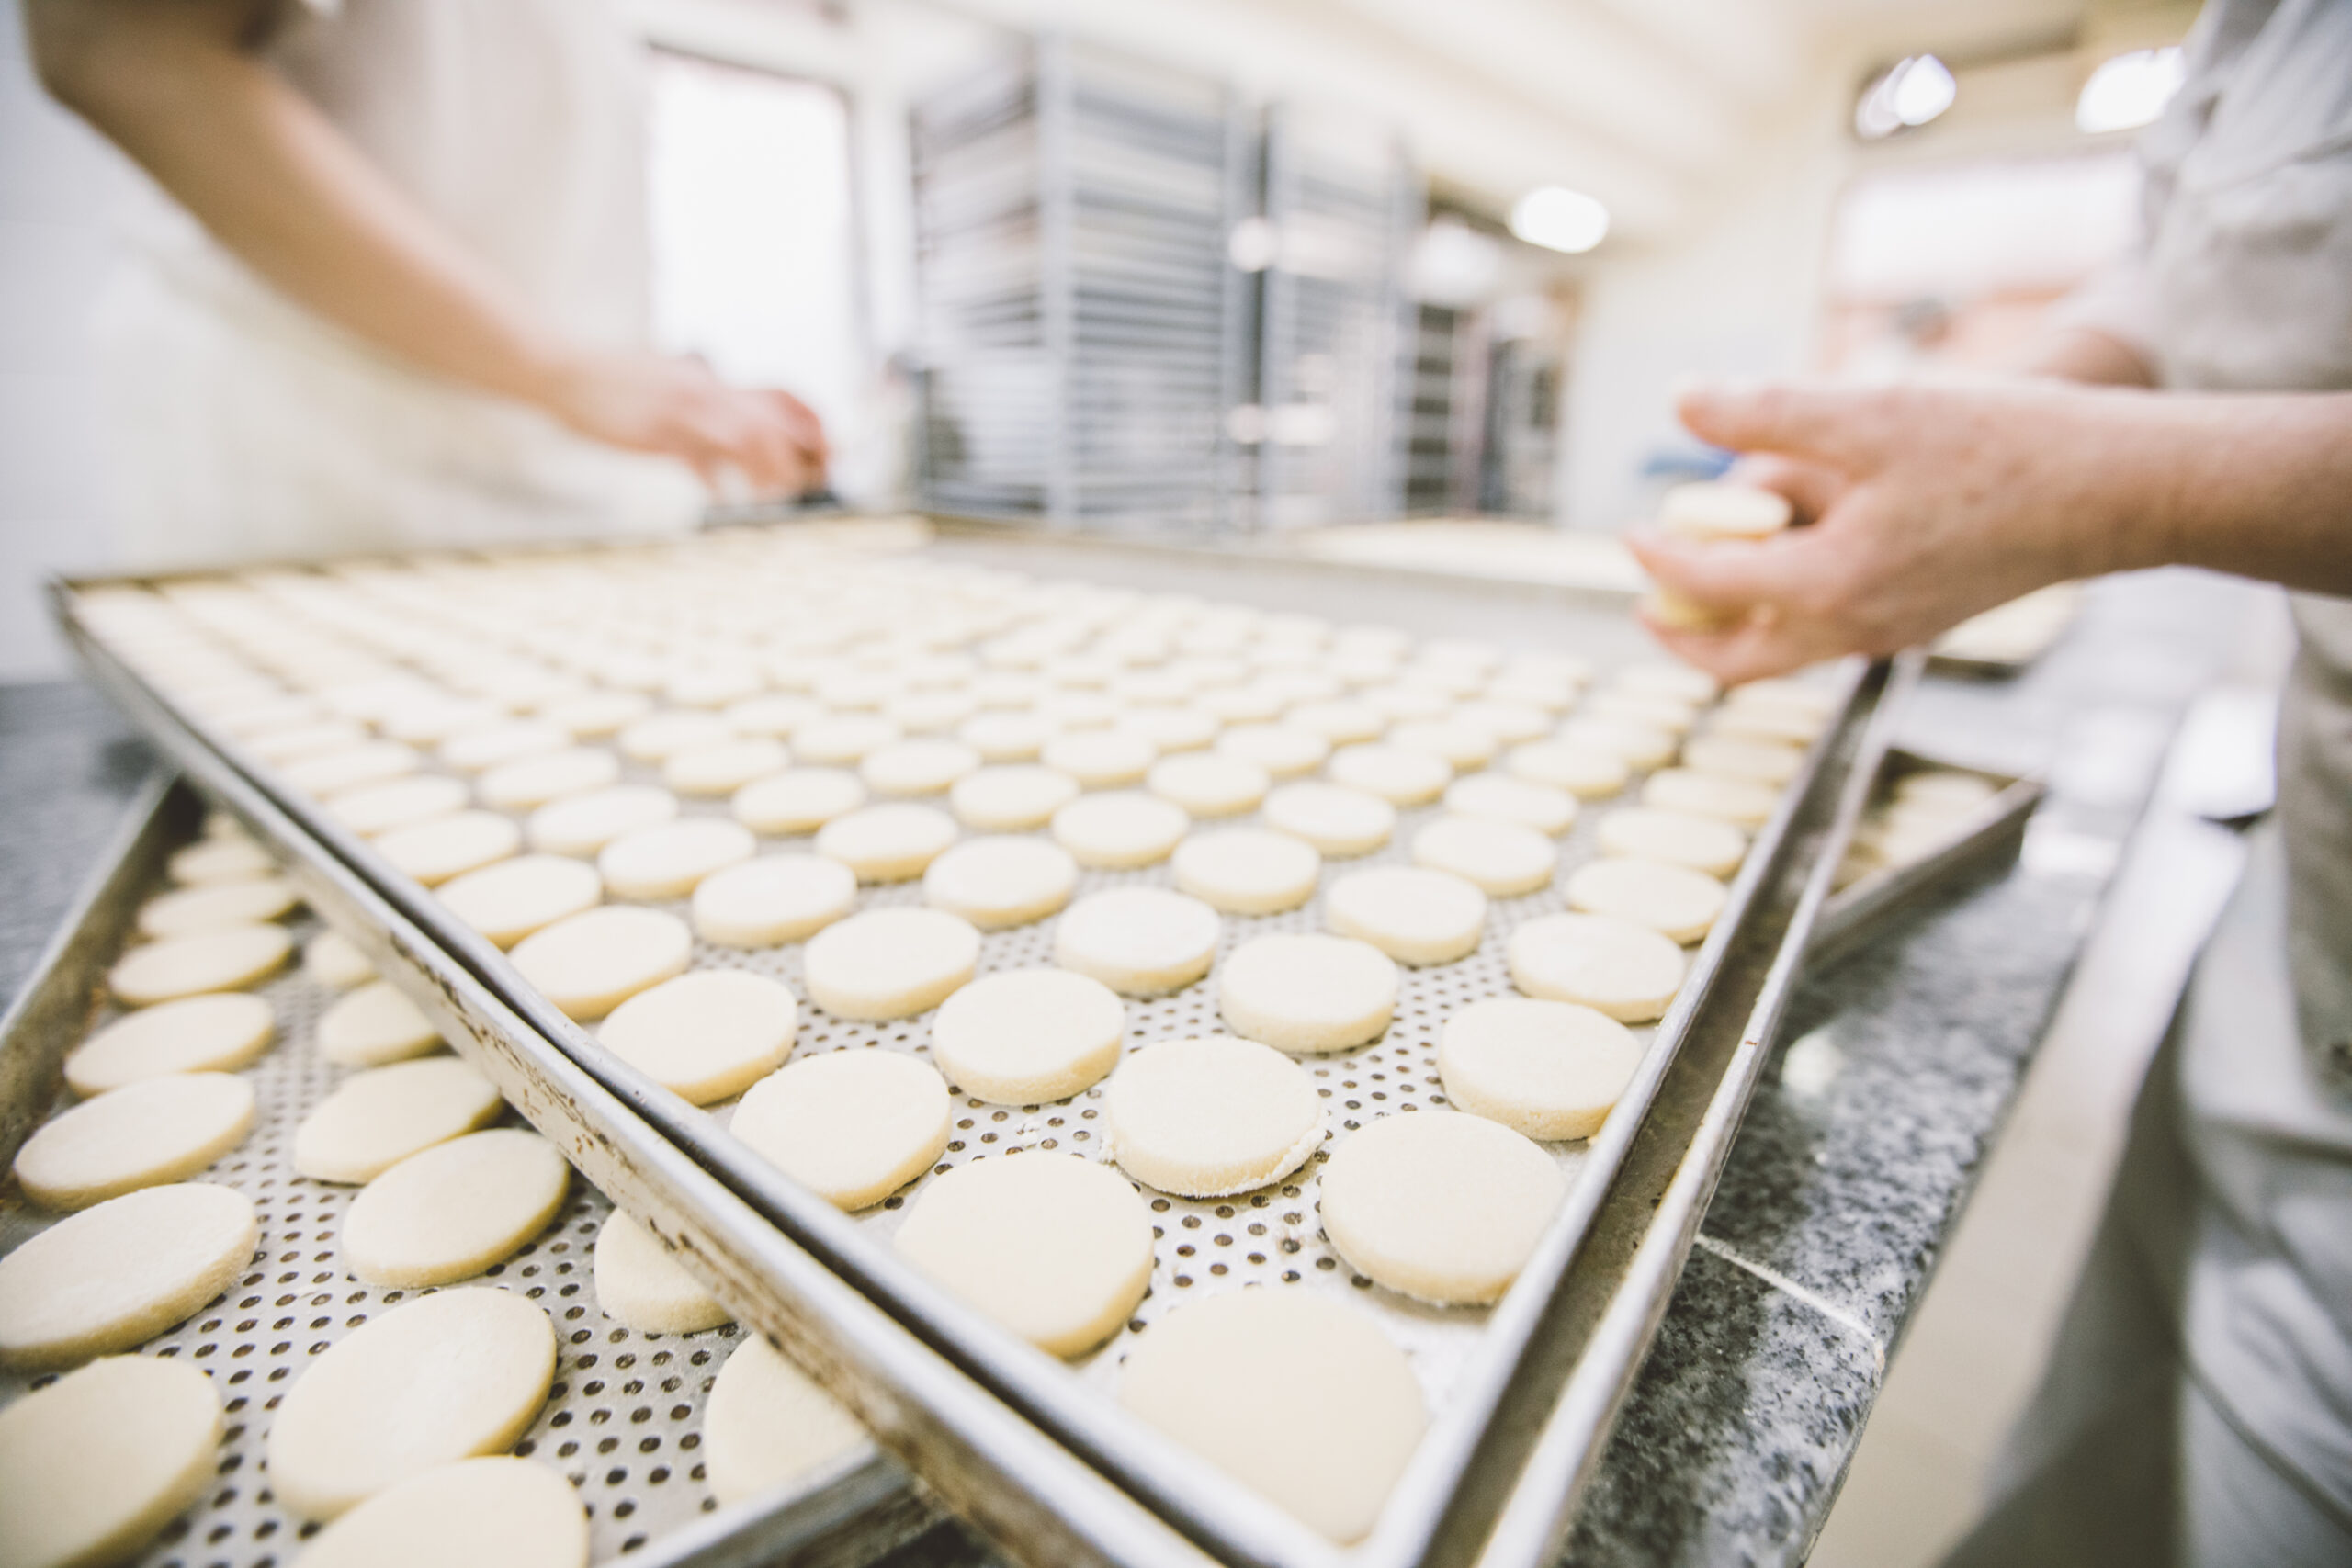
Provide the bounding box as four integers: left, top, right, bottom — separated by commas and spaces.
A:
51, 523, 1893, 1568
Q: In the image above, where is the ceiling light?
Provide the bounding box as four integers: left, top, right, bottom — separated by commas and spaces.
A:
1509, 187, 1610, 254
1855, 55, 1957, 140
2076, 47, 2186, 134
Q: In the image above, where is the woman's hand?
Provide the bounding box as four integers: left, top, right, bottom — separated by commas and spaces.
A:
542, 351, 829, 499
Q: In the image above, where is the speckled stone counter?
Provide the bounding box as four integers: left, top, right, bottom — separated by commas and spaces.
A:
0, 566, 2264, 1568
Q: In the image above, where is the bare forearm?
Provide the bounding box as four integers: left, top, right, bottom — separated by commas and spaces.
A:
2111, 391, 2352, 594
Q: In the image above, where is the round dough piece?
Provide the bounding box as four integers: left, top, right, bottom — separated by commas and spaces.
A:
1594, 807, 1747, 878
0, 1183, 256, 1369
1442, 773, 1578, 836
526, 784, 678, 857
536, 695, 643, 743
1147, 752, 1269, 818
508, 905, 694, 1021
664, 738, 791, 796
1054, 888, 1220, 997
439, 720, 569, 773
949, 764, 1080, 830
1214, 723, 1329, 779
1120, 705, 1218, 753
1385, 718, 1498, 772
1642, 767, 1780, 828
1564, 858, 1728, 943
435, 854, 602, 948
291, 1456, 588, 1568
166, 835, 276, 886
1040, 729, 1156, 789
599, 971, 799, 1104
693, 853, 857, 947
930, 969, 1125, 1103
1556, 716, 1677, 772
922, 836, 1080, 930
895, 1155, 1153, 1358
1507, 740, 1631, 799
801, 908, 979, 1020
109, 923, 292, 1007
1324, 865, 1487, 965
1261, 782, 1395, 857
1318, 1111, 1566, 1304
0, 1355, 221, 1568
730, 1049, 951, 1210
813, 803, 958, 883
14, 1074, 254, 1210
1583, 689, 1698, 734
1170, 828, 1320, 916
703, 1337, 866, 1506
282, 742, 422, 798
598, 818, 757, 899
618, 710, 733, 763
305, 930, 376, 989
1050, 792, 1189, 870
62, 993, 273, 1095
1102, 1035, 1320, 1197
1411, 815, 1557, 897
593, 1210, 729, 1336
293, 1057, 505, 1183
1894, 768, 2002, 812
1117, 1290, 1424, 1544
476, 747, 620, 812
319, 980, 443, 1066
1326, 743, 1450, 807
329, 774, 472, 838
1438, 996, 1645, 1142
136, 876, 299, 939
734, 768, 868, 835
1616, 660, 1721, 704
266, 1286, 555, 1520
791, 713, 902, 766
1507, 912, 1687, 1022
1217, 933, 1396, 1054
374, 810, 521, 887
341, 1129, 570, 1288
956, 709, 1053, 762
860, 738, 981, 796
1288, 699, 1385, 745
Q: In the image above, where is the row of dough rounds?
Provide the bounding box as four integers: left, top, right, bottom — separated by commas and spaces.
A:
0, 815, 870, 1568
67, 533, 1839, 1544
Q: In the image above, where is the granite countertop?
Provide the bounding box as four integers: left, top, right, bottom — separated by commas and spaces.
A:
0, 566, 2258, 1567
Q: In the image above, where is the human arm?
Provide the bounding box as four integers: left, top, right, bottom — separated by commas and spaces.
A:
23, 0, 824, 494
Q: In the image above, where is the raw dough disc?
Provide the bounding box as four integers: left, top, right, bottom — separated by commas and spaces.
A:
1437, 996, 1645, 1142
1323, 865, 1487, 965
63, 992, 274, 1095
1583, 689, 1698, 734
1453, 700, 1552, 744
1442, 773, 1578, 837
282, 742, 423, 798
291, 1457, 589, 1568
509, 906, 694, 1021
1039, 729, 1156, 789
1410, 816, 1557, 897
813, 803, 959, 883
1217, 933, 1396, 1054
435, 854, 603, 948
1260, 782, 1396, 857
1593, 807, 1747, 878
0, 1355, 221, 1568
293, 1057, 505, 1183
722, 693, 820, 739
1564, 858, 1728, 942
166, 835, 276, 886
1616, 660, 1720, 705
922, 836, 1080, 930
1117, 1290, 1424, 1544
341, 1129, 571, 1288
664, 738, 791, 796
265, 1286, 555, 1520
1505, 740, 1631, 799
598, 818, 757, 899
1050, 792, 1190, 869
319, 980, 443, 1066
438, 720, 569, 773
0, 1183, 256, 1369
374, 811, 522, 886
14, 1074, 255, 1210
1120, 705, 1219, 753
1894, 769, 2001, 812
593, 1210, 729, 1336
860, 738, 981, 796
1170, 828, 1321, 916
895, 1155, 1154, 1358
598, 971, 799, 1104
1556, 716, 1677, 772
109, 924, 292, 1007
1641, 768, 1779, 828
800, 908, 979, 1021
1214, 723, 1329, 779
956, 710, 1053, 762
1325, 743, 1451, 807
526, 784, 679, 857
790, 714, 903, 766
136, 877, 299, 939
1680, 735, 1804, 786
1385, 719, 1498, 773
729, 1049, 951, 1210
949, 764, 1080, 830
1102, 1035, 1321, 1197
328, 774, 470, 837
692, 853, 857, 947
703, 1336, 866, 1506
733, 768, 869, 835
930, 969, 1125, 1103
1054, 888, 1221, 997
1317, 1111, 1566, 1304
617, 710, 733, 763
305, 930, 376, 989
1507, 912, 1686, 1022
1286, 699, 1385, 745
1147, 752, 1270, 818
476, 747, 621, 811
